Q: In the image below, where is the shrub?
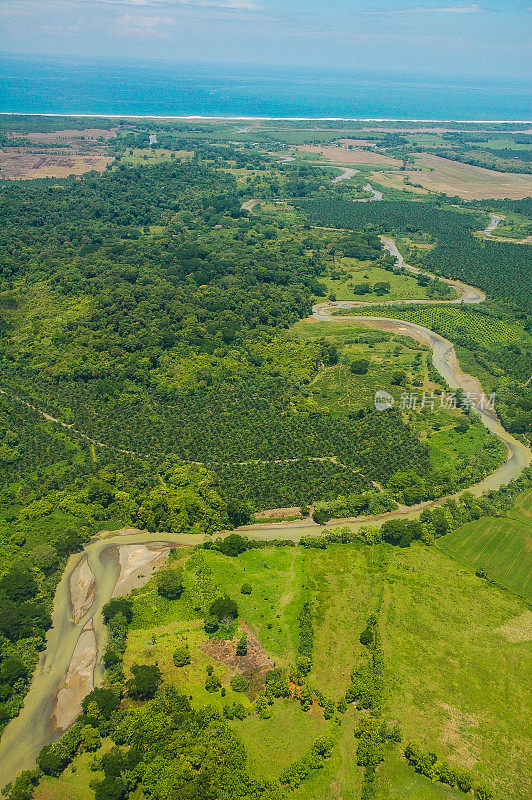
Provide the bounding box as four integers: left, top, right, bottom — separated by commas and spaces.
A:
204, 614, 219, 634
156, 569, 183, 600
209, 596, 238, 622
351, 358, 369, 375
173, 646, 191, 667
236, 634, 247, 656
205, 673, 221, 692
219, 533, 248, 557
265, 668, 290, 698
359, 627, 374, 647
102, 598, 133, 625
240, 583, 252, 594
230, 675, 249, 693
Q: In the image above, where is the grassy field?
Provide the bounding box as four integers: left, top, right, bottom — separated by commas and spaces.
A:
375, 747, 464, 799
380, 543, 531, 800
297, 145, 402, 167
121, 147, 193, 164
438, 489, 532, 601
36, 534, 531, 800
232, 699, 330, 780
428, 423, 503, 471
34, 749, 107, 800
305, 545, 378, 698
407, 154, 532, 199
323, 262, 435, 303
289, 318, 431, 413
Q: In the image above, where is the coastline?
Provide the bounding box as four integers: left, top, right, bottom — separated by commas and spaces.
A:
0, 112, 530, 123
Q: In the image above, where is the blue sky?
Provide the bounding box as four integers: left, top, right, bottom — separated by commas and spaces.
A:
0, 1, 530, 78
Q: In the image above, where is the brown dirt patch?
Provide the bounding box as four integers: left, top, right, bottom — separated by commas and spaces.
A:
298, 145, 402, 166
495, 610, 532, 642
439, 702, 480, 769
0, 150, 113, 179
200, 621, 274, 681
254, 506, 303, 520
407, 153, 532, 199
17, 128, 117, 144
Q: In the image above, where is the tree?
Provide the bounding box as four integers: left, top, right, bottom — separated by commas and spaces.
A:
226, 499, 251, 527
209, 596, 238, 622
0, 568, 38, 602
156, 568, 183, 600
31, 544, 59, 574
312, 508, 331, 525
127, 664, 162, 699
236, 633, 247, 656
173, 646, 191, 667
80, 724, 101, 752
0, 657, 27, 686
230, 675, 249, 693
82, 688, 120, 720
94, 777, 126, 800
219, 533, 247, 557
102, 598, 133, 624
350, 358, 369, 375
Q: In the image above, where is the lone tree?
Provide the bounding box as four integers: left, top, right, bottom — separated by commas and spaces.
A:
350, 358, 369, 375
209, 596, 238, 622
220, 534, 248, 557
156, 569, 184, 600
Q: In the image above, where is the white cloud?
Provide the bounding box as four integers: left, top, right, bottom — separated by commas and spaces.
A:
430, 3, 481, 12
80, 0, 260, 8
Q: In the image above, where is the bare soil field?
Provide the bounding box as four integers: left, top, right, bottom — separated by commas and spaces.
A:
0, 150, 113, 179
14, 128, 117, 144
297, 144, 402, 166
408, 153, 532, 199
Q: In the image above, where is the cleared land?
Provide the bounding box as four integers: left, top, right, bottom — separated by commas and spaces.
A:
438, 489, 532, 600
0, 150, 112, 179
406, 153, 532, 199
298, 145, 402, 167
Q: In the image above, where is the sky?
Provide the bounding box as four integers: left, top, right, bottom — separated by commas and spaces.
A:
0, 1, 530, 79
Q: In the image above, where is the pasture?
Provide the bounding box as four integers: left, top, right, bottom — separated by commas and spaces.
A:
438, 489, 532, 601
407, 153, 532, 199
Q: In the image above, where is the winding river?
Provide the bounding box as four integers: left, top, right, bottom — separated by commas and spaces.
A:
1, 231, 530, 786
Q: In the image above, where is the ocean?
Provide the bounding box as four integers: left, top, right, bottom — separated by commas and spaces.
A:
0, 54, 530, 121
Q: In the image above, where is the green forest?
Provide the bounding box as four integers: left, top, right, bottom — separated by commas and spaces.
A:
0, 116, 530, 800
